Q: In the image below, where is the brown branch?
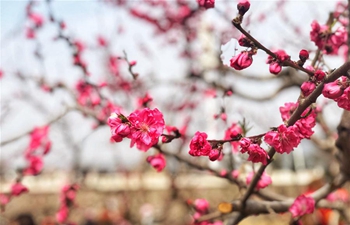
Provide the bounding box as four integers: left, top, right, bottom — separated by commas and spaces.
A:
0, 108, 71, 147
231, 21, 314, 76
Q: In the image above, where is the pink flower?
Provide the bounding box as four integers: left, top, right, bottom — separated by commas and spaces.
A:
239, 137, 251, 153
289, 195, 315, 218
129, 108, 165, 151
108, 113, 131, 142
137, 92, 153, 108
73, 40, 85, 53
231, 170, 239, 179
147, 154, 166, 172
220, 169, 227, 177
335, 86, 350, 110
29, 13, 44, 27
56, 206, 69, 223
323, 81, 343, 99
75, 80, 100, 107
189, 132, 212, 156
230, 52, 253, 70
23, 155, 43, 175
326, 188, 349, 202
246, 144, 269, 165
194, 199, 209, 214
0, 193, 10, 206
11, 182, 28, 196
197, 0, 215, 9
310, 20, 328, 50
130, 60, 137, 66
266, 50, 290, 75
28, 126, 51, 153
246, 172, 272, 190
279, 102, 298, 121
237, 0, 250, 16
264, 125, 301, 154
279, 102, 316, 139
26, 27, 35, 39
301, 81, 316, 97
97, 36, 107, 47
224, 123, 242, 152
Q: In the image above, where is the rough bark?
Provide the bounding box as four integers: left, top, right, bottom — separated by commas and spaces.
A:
335, 110, 350, 176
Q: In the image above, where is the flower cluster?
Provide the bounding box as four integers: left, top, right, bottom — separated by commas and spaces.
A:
23, 126, 51, 175
0, 182, 29, 210
25, 2, 44, 39
188, 132, 224, 161
246, 172, 272, 190
310, 20, 347, 55
75, 80, 101, 108
279, 102, 317, 139
108, 108, 165, 151
239, 138, 269, 165
289, 194, 315, 218
56, 184, 79, 223
264, 102, 317, 154
322, 76, 350, 110
264, 125, 301, 154
266, 50, 290, 75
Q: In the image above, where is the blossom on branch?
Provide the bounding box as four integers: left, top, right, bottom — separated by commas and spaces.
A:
189, 132, 212, 156
322, 81, 344, 99
108, 108, 165, 151
289, 194, 315, 218
230, 51, 253, 70
129, 108, 165, 151
237, 0, 250, 16
108, 113, 131, 142
266, 50, 290, 75
264, 124, 301, 154
246, 144, 269, 165
224, 123, 243, 152
335, 86, 350, 110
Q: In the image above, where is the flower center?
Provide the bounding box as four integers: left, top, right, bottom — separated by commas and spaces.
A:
140, 123, 149, 132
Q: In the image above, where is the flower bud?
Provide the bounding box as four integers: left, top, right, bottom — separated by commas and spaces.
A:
322, 81, 344, 99
299, 49, 309, 62
197, 0, 215, 9
269, 62, 282, 75
238, 34, 252, 47
237, 0, 250, 16
314, 70, 325, 81
146, 154, 166, 172
209, 149, 221, 161
230, 52, 253, 70
301, 81, 316, 97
